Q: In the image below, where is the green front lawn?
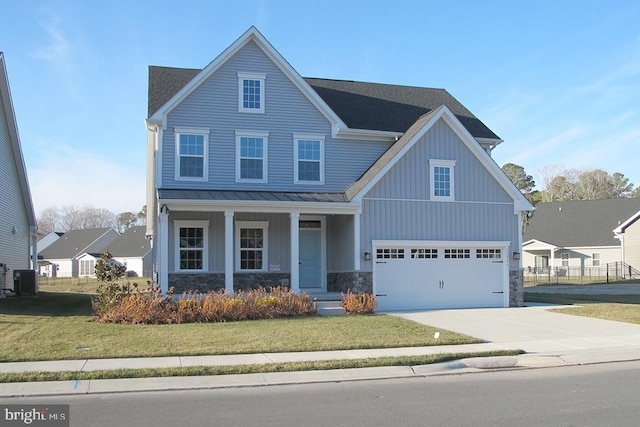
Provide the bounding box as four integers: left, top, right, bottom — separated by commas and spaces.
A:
0, 292, 481, 362
524, 292, 640, 324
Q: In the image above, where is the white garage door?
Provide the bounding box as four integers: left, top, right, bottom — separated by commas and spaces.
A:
373, 241, 509, 311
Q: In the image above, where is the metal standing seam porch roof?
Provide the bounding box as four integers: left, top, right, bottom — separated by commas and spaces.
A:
158, 189, 349, 203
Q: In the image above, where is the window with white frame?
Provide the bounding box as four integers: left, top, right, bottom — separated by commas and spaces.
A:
80, 259, 95, 276
238, 72, 265, 113
236, 221, 268, 271
430, 159, 456, 201
561, 252, 569, 267
592, 252, 600, 267
294, 135, 324, 184
236, 131, 268, 182
174, 221, 209, 271
175, 128, 209, 180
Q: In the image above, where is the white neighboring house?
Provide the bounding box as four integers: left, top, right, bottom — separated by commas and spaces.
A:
77, 226, 152, 278
523, 199, 640, 274
37, 231, 64, 253
0, 52, 38, 291
38, 228, 119, 278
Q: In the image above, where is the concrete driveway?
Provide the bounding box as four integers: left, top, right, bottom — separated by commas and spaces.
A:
392, 304, 640, 355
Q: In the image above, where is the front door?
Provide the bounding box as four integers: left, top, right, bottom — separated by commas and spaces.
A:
299, 222, 322, 289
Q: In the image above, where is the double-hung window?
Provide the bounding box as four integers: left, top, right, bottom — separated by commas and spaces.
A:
174, 220, 209, 271
236, 131, 268, 182
175, 128, 209, 181
294, 135, 324, 184
430, 159, 456, 201
592, 252, 601, 267
235, 221, 268, 271
238, 72, 265, 113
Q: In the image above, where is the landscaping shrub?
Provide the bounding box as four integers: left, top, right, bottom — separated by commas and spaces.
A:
341, 290, 378, 314
94, 286, 317, 325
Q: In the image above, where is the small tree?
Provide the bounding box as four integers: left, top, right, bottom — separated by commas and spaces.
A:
92, 252, 127, 317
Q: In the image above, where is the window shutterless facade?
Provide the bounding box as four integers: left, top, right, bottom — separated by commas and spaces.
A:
235, 221, 268, 271
429, 159, 456, 201
175, 128, 209, 181
236, 131, 268, 183
294, 135, 324, 184
592, 252, 600, 267
238, 72, 266, 113
80, 259, 95, 276
174, 220, 209, 272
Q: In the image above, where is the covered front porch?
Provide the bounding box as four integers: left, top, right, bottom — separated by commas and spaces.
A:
155, 190, 370, 295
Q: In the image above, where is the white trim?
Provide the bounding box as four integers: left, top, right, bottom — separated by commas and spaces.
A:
224, 211, 234, 293
614, 210, 640, 234
429, 159, 456, 202
235, 221, 269, 272
238, 72, 266, 114
349, 105, 534, 214
362, 197, 514, 206
235, 130, 269, 183
173, 220, 210, 272
174, 128, 209, 182
148, 27, 347, 133
293, 134, 325, 185
160, 199, 360, 215
290, 212, 300, 293
158, 210, 169, 293
354, 210, 361, 271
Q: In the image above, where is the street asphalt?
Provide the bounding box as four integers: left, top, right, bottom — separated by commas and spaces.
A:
2, 288, 640, 398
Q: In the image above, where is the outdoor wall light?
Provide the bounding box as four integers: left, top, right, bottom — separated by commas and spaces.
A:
363, 251, 371, 261
512, 252, 521, 261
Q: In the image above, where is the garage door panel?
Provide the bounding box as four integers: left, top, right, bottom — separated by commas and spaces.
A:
374, 243, 507, 311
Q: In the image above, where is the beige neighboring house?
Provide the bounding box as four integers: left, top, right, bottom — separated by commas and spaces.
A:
614, 210, 640, 271
0, 52, 38, 291
523, 198, 640, 275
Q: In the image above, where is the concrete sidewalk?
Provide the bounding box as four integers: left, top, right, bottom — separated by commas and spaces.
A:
2, 304, 640, 398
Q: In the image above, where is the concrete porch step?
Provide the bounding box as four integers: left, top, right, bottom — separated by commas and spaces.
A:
315, 300, 346, 316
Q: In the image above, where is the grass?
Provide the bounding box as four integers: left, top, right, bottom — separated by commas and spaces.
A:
37, 276, 151, 294
524, 292, 640, 324
0, 350, 523, 384
0, 292, 481, 362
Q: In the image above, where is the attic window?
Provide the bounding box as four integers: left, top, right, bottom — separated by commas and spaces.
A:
429, 159, 456, 201
238, 72, 265, 113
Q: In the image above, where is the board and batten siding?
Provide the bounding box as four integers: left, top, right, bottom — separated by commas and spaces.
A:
162, 40, 391, 192
359, 118, 521, 271
0, 91, 31, 289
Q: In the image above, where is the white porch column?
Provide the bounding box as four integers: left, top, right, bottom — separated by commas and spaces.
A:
290, 212, 300, 293
158, 207, 169, 294
224, 211, 234, 294
550, 249, 556, 269
354, 209, 361, 270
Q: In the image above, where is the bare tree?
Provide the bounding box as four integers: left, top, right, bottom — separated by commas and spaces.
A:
539, 166, 636, 201
37, 206, 61, 233
59, 205, 85, 231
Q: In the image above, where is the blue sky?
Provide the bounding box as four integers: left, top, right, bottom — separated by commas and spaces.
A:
2, 0, 639, 215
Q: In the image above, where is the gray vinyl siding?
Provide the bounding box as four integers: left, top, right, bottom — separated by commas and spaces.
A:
327, 214, 355, 271
0, 94, 30, 289
359, 118, 520, 272
162, 40, 390, 192
624, 219, 640, 270
168, 211, 291, 273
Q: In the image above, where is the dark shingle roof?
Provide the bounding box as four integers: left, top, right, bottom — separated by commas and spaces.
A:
147, 66, 499, 139
524, 199, 640, 247
158, 189, 348, 203
39, 228, 116, 259
103, 226, 151, 258
304, 78, 499, 138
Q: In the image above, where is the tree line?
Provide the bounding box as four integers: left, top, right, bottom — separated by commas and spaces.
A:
37, 205, 146, 234
501, 163, 639, 204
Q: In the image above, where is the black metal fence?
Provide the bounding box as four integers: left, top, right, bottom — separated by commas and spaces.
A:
525, 262, 640, 285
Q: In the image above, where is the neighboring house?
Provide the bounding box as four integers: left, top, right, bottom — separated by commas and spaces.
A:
145, 27, 532, 311
37, 231, 64, 253
38, 228, 119, 278
0, 52, 38, 291
102, 226, 152, 278
522, 198, 640, 274
614, 210, 640, 271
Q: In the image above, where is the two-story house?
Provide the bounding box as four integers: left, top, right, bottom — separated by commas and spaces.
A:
0, 52, 38, 291
146, 27, 533, 311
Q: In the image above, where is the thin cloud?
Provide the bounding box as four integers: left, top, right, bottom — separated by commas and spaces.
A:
33, 9, 73, 70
